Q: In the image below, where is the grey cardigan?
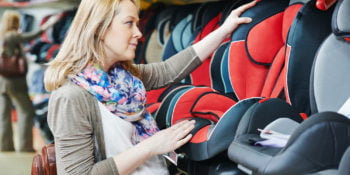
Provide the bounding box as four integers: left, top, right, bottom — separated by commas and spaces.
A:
48, 46, 201, 175
1, 30, 44, 57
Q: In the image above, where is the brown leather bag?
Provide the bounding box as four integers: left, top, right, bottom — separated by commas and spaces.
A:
0, 53, 27, 78
31, 143, 57, 175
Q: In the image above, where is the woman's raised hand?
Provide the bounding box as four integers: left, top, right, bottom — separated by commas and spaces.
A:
219, 0, 257, 38
192, 0, 257, 61
40, 14, 61, 31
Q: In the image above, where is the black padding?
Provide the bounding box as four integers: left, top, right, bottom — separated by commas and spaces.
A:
285, 111, 350, 148
182, 98, 261, 161
188, 117, 213, 136
235, 98, 302, 137
220, 0, 255, 25
286, 0, 334, 115
262, 112, 350, 175
191, 0, 226, 33
230, 112, 350, 175
228, 134, 282, 174
210, 42, 235, 98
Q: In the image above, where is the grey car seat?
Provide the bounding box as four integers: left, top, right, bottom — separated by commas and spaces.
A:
227, 0, 350, 174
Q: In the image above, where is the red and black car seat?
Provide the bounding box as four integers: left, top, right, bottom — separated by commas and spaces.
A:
155, 0, 293, 162
226, 0, 299, 101
187, 0, 246, 87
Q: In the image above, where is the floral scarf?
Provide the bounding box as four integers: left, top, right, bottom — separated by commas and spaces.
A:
70, 63, 159, 144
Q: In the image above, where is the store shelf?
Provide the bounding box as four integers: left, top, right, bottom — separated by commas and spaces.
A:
0, 0, 79, 9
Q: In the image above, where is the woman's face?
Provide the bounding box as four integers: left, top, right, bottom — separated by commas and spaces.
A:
102, 0, 142, 69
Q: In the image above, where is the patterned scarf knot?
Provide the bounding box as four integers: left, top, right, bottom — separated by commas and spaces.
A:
70, 63, 159, 144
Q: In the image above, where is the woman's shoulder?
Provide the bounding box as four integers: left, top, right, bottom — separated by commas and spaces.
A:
51, 81, 94, 102
3, 31, 18, 40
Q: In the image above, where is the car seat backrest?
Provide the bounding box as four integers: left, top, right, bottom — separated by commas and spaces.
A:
225, 0, 289, 100
259, 0, 306, 99
189, 13, 223, 87
284, 0, 335, 114
156, 6, 177, 46
161, 4, 199, 60
310, 0, 350, 113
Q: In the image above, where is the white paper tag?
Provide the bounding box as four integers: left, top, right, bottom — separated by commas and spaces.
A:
338, 97, 350, 119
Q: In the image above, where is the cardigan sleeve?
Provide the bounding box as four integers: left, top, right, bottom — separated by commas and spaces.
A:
11, 29, 44, 43
47, 84, 119, 175
136, 46, 202, 90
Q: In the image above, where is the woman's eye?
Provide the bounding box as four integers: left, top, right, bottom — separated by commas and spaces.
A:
126, 21, 133, 25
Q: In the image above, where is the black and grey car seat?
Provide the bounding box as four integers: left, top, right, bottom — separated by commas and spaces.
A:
227, 0, 350, 174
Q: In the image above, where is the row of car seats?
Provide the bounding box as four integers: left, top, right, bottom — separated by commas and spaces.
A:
142, 0, 350, 174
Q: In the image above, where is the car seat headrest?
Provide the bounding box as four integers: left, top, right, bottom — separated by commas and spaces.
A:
316, 0, 338, 10
332, 0, 350, 40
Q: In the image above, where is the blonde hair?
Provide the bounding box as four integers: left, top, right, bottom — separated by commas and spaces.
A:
44, 0, 140, 91
0, 10, 20, 39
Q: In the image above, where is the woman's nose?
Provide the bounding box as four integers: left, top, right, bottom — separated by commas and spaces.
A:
134, 26, 142, 39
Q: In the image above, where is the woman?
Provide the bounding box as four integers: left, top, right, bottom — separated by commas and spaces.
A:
44, 0, 256, 174
0, 10, 59, 152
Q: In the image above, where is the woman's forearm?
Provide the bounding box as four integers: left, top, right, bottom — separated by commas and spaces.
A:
192, 27, 229, 62
113, 141, 153, 175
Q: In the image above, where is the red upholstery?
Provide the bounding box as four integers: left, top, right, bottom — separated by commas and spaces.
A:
191, 92, 236, 123
229, 13, 284, 100
146, 87, 167, 104
46, 44, 60, 61
230, 4, 303, 101
191, 125, 211, 143
260, 48, 285, 97
171, 87, 215, 125
247, 14, 284, 64
146, 102, 161, 114
316, 0, 338, 10
190, 14, 222, 87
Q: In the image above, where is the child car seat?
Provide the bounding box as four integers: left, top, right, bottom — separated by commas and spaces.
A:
228, 0, 350, 174
156, 0, 292, 162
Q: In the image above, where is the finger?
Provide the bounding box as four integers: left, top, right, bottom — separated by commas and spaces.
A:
233, 0, 257, 16
173, 119, 195, 129
237, 17, 253, 24
175, 121, 195, 139
169, 120, 186, 131
172, 119, 189, 127
177, 120, 195, 132
176, 134, 193, 148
